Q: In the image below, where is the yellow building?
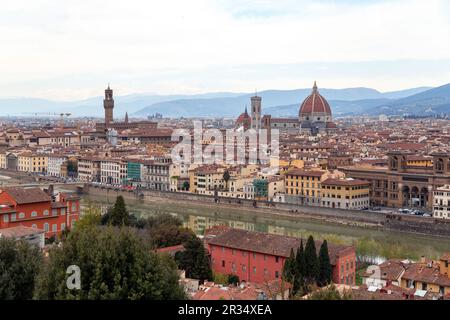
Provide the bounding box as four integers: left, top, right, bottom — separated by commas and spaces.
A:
18, 152, 48, 173
320, 178, 370, 210
400, 254, 450, 296
406, 155, 433, 167
285, 169, 325, 206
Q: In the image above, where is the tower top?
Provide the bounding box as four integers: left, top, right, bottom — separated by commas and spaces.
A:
313, 81, 318, 92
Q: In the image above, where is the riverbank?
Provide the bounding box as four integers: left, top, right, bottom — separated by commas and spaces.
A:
84, 184, 450, 239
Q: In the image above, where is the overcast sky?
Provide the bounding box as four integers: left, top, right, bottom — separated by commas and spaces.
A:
1, 0, 449, 100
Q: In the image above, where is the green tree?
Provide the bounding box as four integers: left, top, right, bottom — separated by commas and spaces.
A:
294, 240, 306, 293
34, 226, 186, 300
282, 248, 296, 284
75, 202, 102, 230
227, 274, 240, 285
318, 240, 332, 287
223, 170, 230, 190
177, 237, 212, 282
101, 196, 130, 227
0, 238, 43, 300
182, 181, 190, 191
142, 214, 196, 249
304, 235, 319, 284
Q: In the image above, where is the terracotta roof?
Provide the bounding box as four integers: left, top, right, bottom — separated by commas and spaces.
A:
286, 169, 324, 177
402, 263, 450, 287
299, 82, 332, 116
321, 178, 370, 187
1, 187, 51, 204
0, 226, 44, 238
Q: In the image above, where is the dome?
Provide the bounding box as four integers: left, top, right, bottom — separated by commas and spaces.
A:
236, 106, 251, 129
299, 82, 332, 117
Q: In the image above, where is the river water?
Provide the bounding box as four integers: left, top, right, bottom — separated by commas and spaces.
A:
82, 193, 450, 261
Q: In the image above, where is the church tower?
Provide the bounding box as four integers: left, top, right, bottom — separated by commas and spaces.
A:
251, 93, 261, 130
104, 84, 114, 125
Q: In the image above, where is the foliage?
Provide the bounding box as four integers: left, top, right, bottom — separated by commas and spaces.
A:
182, 181, 190, 191
141, 214, 196, 249
307, 284, 352, 300
304, 235, 319, 283
0, 238, 43, 300
213, 272, 228, 285
282, 248, 296, 284
318, 240, 332, 286
176, 237, 212, 282
101, 196, 131, 227
227, 274, 240, 285
75, 202, 102, 231
34, 226, 186, 300
294, 240, 306, 293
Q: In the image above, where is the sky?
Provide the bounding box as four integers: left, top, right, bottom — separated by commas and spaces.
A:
0, 0, 449, 100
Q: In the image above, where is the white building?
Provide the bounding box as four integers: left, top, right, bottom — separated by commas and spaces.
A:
433, 185, 450, 219
47, 155, 67, 177
101, 159, 127, 185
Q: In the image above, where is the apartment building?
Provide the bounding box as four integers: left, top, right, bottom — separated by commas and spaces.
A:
433, 185, 450, 219
320, 178, 370, 210
101, 159, 127, 185
17, 152, 48, 173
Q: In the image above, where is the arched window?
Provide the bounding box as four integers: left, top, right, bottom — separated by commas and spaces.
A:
19, 212, 25, 219
31, 211, 37, 217
31, 224, 37, 229
43, 210, 49, 216
44, 223, 49, 232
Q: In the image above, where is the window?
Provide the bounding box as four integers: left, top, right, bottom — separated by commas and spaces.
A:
44, 223, 49, 232
72, 203, 77, 212
422, 283, 427, 291
19, 212, 25, 219
264, 255, 267, 261
253, 252, 256, 259
61, 208, 66, 215
253, 267, 257, 274
275, 257, 279, 263
52, 209, 57, 216
3, 214, 8, 223
52, 224, 57, 232
222, 260, 225, 267
242, 265, 246, 272
10, 213, 16, 222
31, 224, 37, 229
232, 249, 235, 255
275, 271, 279, 278
31, 211, 37, 217
61, 223, 66, 231
43, 210, 49, 216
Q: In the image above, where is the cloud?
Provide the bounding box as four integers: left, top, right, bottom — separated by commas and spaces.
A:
0, 0, 449, 99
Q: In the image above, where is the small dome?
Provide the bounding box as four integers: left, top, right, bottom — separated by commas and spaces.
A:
299, 82, 332, 117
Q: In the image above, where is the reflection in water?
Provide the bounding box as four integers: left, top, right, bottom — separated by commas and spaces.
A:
81, 194, 450, 260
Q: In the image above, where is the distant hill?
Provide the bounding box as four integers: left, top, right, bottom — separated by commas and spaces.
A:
134, 86, 432, 118
366, 83, 450, 115
0, 85, 438, 118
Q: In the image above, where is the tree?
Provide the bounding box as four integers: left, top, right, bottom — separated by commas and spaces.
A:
282, 248, 296, 284
182, 181, 190, 191
101, 196, 131, 227
75, 202, 102, 230
227, 274, 240, 285
304, 235, 319, 284
142, 214, 196, 249
176, 237, 212, 282
318, 240, 332, 287
0, 238, 43, 300
294, 240, 306, 293
34, 226, 186, 300
223, 170, 230, 190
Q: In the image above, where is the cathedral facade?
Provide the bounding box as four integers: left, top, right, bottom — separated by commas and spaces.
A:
235, 82, 337, 135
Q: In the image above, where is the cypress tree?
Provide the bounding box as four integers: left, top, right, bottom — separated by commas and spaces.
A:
318, 240, 332, 286
282, 248, 296, 283
304, 235, 319, 283
294, 240, 306, 294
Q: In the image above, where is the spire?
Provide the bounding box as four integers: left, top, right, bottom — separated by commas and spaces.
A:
313, 81, 318, 92
125, 112, 129, 123
107, 83, 110, 90
244, 105, 248, 114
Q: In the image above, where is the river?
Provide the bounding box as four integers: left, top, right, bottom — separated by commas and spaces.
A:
82, 193, 450, 261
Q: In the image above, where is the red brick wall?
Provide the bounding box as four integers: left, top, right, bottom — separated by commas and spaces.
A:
209, 244, 286, 283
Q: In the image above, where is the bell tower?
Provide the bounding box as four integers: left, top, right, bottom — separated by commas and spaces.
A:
251, 92, 261, 130
104, 84, 114, 125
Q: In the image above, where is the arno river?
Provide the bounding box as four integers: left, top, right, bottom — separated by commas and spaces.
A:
81, 193, 450, 261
